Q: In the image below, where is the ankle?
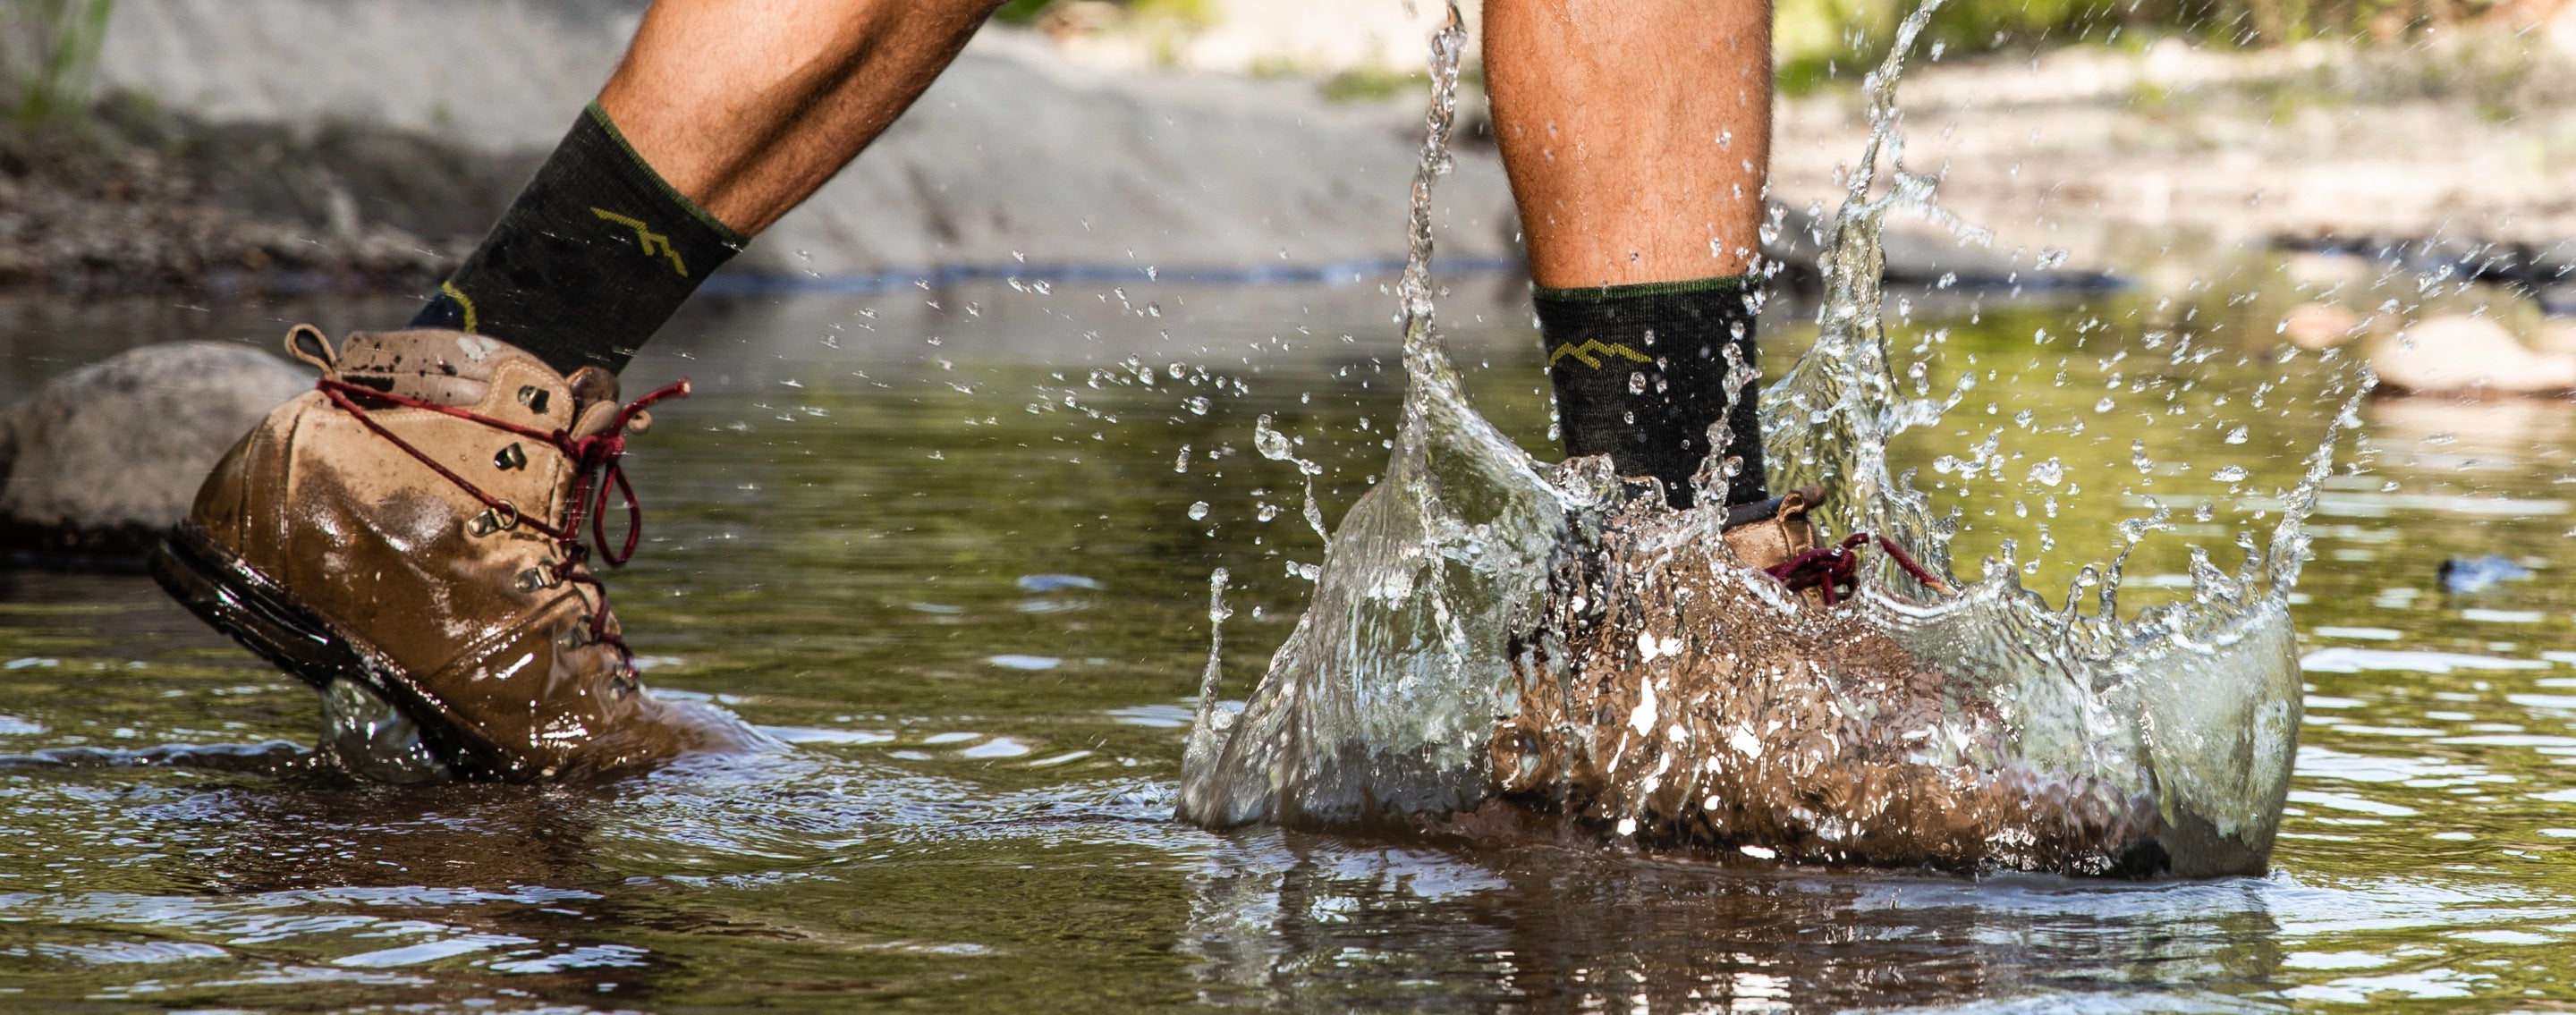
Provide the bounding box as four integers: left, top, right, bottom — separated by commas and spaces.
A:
1537, 275, 1768, 509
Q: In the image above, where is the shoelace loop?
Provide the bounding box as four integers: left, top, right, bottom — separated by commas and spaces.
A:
314, 376, 691, 664
1762, 531, 1954, 606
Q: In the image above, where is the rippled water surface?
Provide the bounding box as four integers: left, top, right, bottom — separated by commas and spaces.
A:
4, 272, 2576, 1012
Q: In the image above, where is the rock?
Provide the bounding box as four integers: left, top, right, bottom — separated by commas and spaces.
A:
96, 0, 1522, 278
89, 0, 2104, 293
0, 343, 309, 560
2369, 314, 2576, 396
2283, 302, 2366, 351
2437, 555, 2532, 595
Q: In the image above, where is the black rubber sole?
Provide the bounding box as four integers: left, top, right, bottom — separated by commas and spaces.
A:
148, 526, 500, 778
150, 526, 368, 694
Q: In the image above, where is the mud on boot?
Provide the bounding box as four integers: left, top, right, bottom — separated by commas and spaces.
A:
151, 325, 765, 782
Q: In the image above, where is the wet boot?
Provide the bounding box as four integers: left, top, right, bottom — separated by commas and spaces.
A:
149, 325, 762, 781
1716, 485, 1822, 572
1716, 484, 1953, 606
1492, 489, 2157, 875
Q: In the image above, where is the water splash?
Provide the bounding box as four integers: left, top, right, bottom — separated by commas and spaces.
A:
1181, 0, 2358, 875
1179, 3, 1584, 826
1252, 416, 1328, 542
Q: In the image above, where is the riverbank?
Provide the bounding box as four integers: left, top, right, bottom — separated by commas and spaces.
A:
1772, 33, 2576, 276
0, 0, 2565, 292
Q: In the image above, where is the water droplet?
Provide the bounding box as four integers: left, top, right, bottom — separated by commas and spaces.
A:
1187, 502, 1210, 520
2095, 396, 2116, 413
2212, 465, 2250, 483
2027, 458, 2064, 486
1184, 396, 1211, 416
2224, 426, 2248, 444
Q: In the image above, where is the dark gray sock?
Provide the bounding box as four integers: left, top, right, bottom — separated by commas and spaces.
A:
411, 102, 746, 376
1536, 275, 1767, 509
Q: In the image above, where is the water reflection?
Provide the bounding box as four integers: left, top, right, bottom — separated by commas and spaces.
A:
6, 275, 2576, 1009
1182, 829, 2288, 1012
2367, 394, 2576, 468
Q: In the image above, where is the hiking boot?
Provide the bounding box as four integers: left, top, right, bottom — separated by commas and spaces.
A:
149, 325, 760, 781
1718, 485, 1823, 571
1719, 485, 1953, 605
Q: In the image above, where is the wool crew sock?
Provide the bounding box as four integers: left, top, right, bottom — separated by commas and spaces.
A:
411, 102, 746, 376
1537, 275, 1767, 510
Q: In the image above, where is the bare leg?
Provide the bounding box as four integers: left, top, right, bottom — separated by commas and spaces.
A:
419, 0, 1005, 374
1484, 0, 1773, 290
597, 0, 1004, 236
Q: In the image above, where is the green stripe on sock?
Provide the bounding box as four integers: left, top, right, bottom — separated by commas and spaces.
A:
582, 101, 750, 250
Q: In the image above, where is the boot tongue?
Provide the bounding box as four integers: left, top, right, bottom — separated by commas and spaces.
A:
331, 329, 560, 408
566, 366, 625, 439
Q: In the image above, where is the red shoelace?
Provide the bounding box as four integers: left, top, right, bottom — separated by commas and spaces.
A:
1763, 532, 1954, 605
315, 376, 692, 671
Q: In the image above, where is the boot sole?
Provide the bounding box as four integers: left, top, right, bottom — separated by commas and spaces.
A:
148, 524, 500, 777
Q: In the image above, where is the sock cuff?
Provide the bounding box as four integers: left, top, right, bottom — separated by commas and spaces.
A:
1531, 274, 1756, 304
581, 101, 749, 250
1537, 271, 1767, 508
414, 105, 753, 374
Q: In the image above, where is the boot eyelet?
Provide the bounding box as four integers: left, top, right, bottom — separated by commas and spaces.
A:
464, 501, 521, 537
517, 385, 550, 415
514, 564, 562, 593
495, 443, 528, 471
559, 620, 595, 650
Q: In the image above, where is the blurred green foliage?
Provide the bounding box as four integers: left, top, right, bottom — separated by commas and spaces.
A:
1777, 0, 2514, 92
0, 0, 112, 131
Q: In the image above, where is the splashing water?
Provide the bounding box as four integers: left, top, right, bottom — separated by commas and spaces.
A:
1181, 0, 2363, 875
1179, 3, 1582, 826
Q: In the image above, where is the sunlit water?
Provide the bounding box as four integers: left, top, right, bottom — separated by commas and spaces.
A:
0, 245, 2572, 1009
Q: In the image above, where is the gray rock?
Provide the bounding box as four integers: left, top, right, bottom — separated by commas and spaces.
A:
88, 0, 2123, 292
97, 0, 1521, 276
0, 343, 309, 558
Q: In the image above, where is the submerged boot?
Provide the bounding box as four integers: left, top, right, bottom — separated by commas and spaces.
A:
1492, 492, 2154, 876
1717, 484, 1822, 571
150, 325, 760, 781
1713, 484, 1953, 605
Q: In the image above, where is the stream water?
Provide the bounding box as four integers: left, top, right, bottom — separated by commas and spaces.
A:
4, 252, 2575, 1010
6, 21, 2576, 1013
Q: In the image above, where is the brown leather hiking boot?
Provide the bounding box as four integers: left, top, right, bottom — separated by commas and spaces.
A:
149, 325, 762, 781
1721, 484, 1954, 605
1718, 485, 1823, 571
1488, 489, 2161, 876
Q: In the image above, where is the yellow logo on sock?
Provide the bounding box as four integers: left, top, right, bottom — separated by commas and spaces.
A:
591, 208, 689, 277
1548, 340, 1652, 369
440, 280, 479, 333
